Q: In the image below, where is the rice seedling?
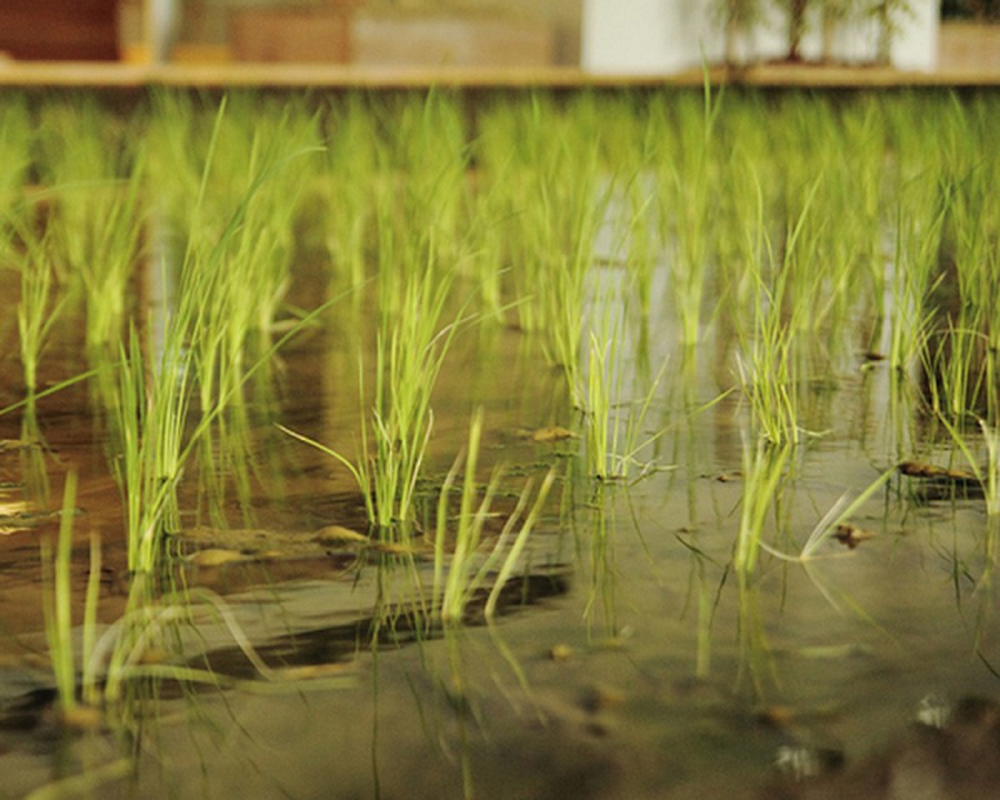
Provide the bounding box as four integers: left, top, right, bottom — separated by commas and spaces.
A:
99, 96, 327, 562
387, 90, 470, 267
936, 415, 1000, 519
211, 95, 323, 360
732, 135, 860, 447
35, 99, 145, 355
582, 317, 670, 482
39, 471, 78, 717
281, 253, 465, 536
885, 196, 940, 380
322, 93, 380, 293
430, 410, 556, 625
111, 266, 351, 573
39, 471, 103, 723
474, 93, 610, 402
158, 95, 323, 418
758, 467, 894, 562
733, 436, 791, 575
0, 93, 31, 264
13, 214, 65, 398
653, 86, 723, 348
112, 325, 194, 572
733, 181, 804, 448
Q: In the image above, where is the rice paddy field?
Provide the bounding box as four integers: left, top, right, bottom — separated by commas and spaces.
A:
2, 86, 1000, 798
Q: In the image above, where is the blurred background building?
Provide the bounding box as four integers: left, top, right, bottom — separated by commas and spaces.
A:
0, 0, 994, 74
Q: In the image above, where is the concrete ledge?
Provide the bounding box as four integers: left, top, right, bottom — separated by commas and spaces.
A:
1, 61, 1000, 90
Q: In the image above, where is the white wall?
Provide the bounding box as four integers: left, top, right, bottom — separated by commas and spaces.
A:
582, 0, 941, 74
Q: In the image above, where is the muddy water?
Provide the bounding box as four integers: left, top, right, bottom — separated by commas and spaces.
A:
2, 251, 999, 800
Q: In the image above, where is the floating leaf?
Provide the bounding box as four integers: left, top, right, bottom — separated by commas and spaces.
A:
187, 548, 245, 567
531, 426, 575, 443
313, 525, 369, 545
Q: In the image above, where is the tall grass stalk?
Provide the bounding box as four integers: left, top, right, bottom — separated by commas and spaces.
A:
733, 170, 827, 446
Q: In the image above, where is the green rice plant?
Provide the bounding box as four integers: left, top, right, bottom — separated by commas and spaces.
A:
214, 95, 322, 360
470, 99, 531, 327
474, 94, 610, 401
387, 91, 470, 266
327, 92, 470, 320
76, 158, 145, 356
482, 467, 557, 621
39, 471, 78, 717
734, 437, 791, 575
365, 270, 462, 532
163, 96, 323, 417
430, 410, 556, 625
922, 326, 992, 425
111, 275, 348, 572
13, 213, 65, 397
735, 258, 801, 447
653, 87, 723, 347
583, 324, 670, 481
35, 98, 145, 354
322, 93, 380, 293
886, 197, 940, 378
0, 94, 31, 265
40, 471, 103, 721
732, 165, 832, 447
757, 467, 894, 563
919, 157, 1000, 425
112, 325, 195, 572
280, 265, 463, 535
937, 415, 1000, 518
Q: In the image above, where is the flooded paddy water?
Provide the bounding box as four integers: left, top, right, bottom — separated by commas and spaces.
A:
2, 87, 1000, 798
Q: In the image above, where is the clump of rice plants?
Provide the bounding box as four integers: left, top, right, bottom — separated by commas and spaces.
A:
0, 93, 31, 266
281, 263, 464, 537
111, 324, 195, 572
36, 99, 145, 356
734, 437, 792, 575
652, 87, 722, 348
14, 214, 65, 399
432, 410, 556, 624
474, 93, 610, 403
582, 281, 669, 482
